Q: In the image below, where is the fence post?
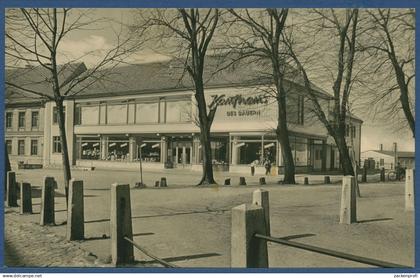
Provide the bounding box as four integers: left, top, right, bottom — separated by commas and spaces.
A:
6, 171, 18, 207
231, 204, 268, 268
324, 176, 331, 184
405, 169, 415, 212
304, 177, 309, 185
40, 177, 55, 225
380, 168, 385, 182
340, 176, 357, 224
252, 189, 270, 236
67, 179, 84, 240
362, 167, 367, 183
110, 183, 134, 266
19, 182, 32, 214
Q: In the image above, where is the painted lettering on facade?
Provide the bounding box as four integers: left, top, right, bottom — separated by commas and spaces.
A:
209, 94, 269, 110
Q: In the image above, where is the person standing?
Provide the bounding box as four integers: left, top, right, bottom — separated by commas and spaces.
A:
250, 159, 258, 176
264, 159, 271, 176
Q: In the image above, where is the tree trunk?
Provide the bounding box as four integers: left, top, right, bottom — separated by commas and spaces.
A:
56, 99, 72, 204
276, 96, 296, 184
333, 132, 354, 176
5, 143, 11, 200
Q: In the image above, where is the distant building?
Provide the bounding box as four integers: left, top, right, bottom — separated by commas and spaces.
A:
5, 58, 363, 175
361, 143, 415, 170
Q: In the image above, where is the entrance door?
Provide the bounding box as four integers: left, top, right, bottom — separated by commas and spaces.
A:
172, 142, 192, 168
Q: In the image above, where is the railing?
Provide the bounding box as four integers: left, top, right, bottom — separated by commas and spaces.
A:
254, 233, 409, 268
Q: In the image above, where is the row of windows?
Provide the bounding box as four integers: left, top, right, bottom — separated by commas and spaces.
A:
74, 98, 191, 126
6, 139, 39, 156
5, 111, 39, 129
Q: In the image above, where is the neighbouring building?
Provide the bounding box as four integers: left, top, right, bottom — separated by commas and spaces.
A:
5, 57, 363, 175
361, 143, 415, 170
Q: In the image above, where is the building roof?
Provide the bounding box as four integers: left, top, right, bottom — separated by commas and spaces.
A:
5, 55, 334, 104
363, 150, 415, 158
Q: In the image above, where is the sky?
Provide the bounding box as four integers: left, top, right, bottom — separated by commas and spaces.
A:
5, 8, 415, 152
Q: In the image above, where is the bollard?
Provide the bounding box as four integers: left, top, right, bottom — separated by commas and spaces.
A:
160, 177, 167, 187
67, 179, 84, 241
252, 189, 270, 236
304, 177, 309, 185
239, 177, 247, 186
110, 183, 134, 266
224, 178, 231, 186
362, 167, 367, 183
324, 176, 331, 184
380, 168, 385, 182
259, 177, 266, 185
155, 181, 160, 187
405, 169, 415, 212
231, 204, 268, 268
6, 171, 18, 207
339, 176, 357, 224
40, 177, 55, 226
19, 182, 32, 214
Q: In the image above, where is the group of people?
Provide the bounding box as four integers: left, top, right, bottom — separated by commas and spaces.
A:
250, 158, 272, 176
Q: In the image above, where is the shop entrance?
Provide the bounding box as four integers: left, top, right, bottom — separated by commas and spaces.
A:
171, 141, 192, 168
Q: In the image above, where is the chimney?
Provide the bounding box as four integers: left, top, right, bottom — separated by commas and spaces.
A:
379, 144, 383, 151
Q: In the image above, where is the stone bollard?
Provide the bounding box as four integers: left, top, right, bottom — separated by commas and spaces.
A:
239, 177, 247, 186
362, 167, 367, 183
160, 177, 167, 187
6, 171, 18, 207
67, 179, 84, 241
40, 177, 55, 226
304, 177, 309, 185
324, 176, 331, 184
339, 176, 357, 224
405, 169, 415, 212
252, 189, 270, 236
155, 181, 160, 187
259, 177, 266, 185
19, 182, 32, 214
231, 204, 268, 268
224, 178, 231, 186
110, 183, 134, 266
380, 168, 385, 182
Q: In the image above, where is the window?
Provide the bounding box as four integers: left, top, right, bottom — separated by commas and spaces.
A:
31, 111, 39, 128
52, 136, 61, 153
166, 100, 191, 123
287, 95, 304, 125
138, 141, 161, 162
30, 139, 38, 155
53, 106, 65, 124
107, 136, 129, 161
18, 139, 25, 155
107, 103, 127, 124
6, 140, 12, 155
74, 105, 81, 125
18, 112, 25, 128
380, 158, 384, 166
77, 137, 101, 160
136, 102, 159, 123
5, 112, 12, 129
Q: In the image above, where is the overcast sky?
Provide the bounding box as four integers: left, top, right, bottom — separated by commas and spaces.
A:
6, 8, 415, 152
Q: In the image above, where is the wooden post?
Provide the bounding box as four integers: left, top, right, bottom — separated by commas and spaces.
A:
67, 179, 84, 240
259, 177, 266, 185
239, 177, 246, 186
324, 176, 331, 184
231, 204, 268, 268
304, 177, 309, 185
224, 178, 231, 186
160, 177, 167, 187
252, 189, 270, 236
340, 176, 357, 224
405, 169, 415, 212
110, 183, 134, 266
40, 177, 55, 226
19, 182, 32, 214
6, 171, 18, 207
380, 168, 385, 182
362, 166, 367, 183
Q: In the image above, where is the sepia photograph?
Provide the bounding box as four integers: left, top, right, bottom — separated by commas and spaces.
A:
3, 7, 415, 270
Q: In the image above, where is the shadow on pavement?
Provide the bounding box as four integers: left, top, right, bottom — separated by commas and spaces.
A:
138, 252, 221, 265
357, 217, 393, 224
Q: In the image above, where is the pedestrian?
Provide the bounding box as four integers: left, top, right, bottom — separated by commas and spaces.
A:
250, 159, 258, 176
264, 159, 271, 176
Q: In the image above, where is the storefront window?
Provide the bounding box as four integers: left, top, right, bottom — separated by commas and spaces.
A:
211, 139, 228, 164
79, 137, 101, 160
136, 102, 158, 123
238, 142, 262, 165
138, 141, 161, 162
107, 104, 127, 124
290, 136, 308, 166
107, 136, 129, 161
166, 100, 191, 123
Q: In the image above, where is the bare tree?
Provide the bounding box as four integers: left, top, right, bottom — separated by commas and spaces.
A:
360, 9, 415, 137
132, 9, 220, 185
284, 9, 360, 176
225, 9, 296, 184
5, 8, 139, 202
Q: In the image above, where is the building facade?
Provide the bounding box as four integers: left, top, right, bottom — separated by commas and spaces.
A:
5, 61, 363, 175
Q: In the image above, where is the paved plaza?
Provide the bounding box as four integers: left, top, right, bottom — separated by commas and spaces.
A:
4, 168, 414, 268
